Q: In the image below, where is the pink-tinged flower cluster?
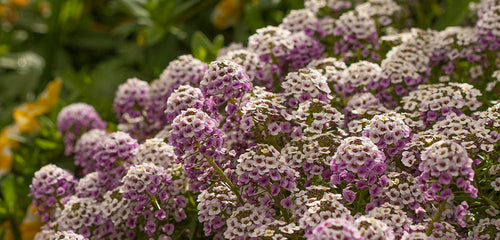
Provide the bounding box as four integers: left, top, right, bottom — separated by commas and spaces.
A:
293, 186, 353, 236
335, 61, 381, 98
113, 77, 149, 123
121, 163, 186, 238
369, 172, 426, 215
146, 55, 207, 130
219, 49, 274, 90
279, 9, 319, 34
57, 103, 107, 155
418, 140, 477, 201
94, 131, 138, 190
235, 144, 297, 204
307, 218, 362, 240
355, 216, 395, 240
29, 164, 77, 223
362, 112, 412, 159
38, 1, 500, 239
306, 57, 346, 97
54, 196, 121, 239
197, 183, 238, 237
294, 99, 344, 135
75, 172, 101, 199
129, 138, 176, 169
367, 203, 413, 238
476, 6, 500, 51
330, 137, 387, 203
248, 26, 294, 64
282, 133, 341, 186
35, 230, 89, 240
332, 10, 379, 63
282, 68, 331, 107
355, 0, 401, 27
401, 83, 482, 127
200, 60, 252, 109
285, 32, 325, 70
164, 85, 205, 124
74, 129, 107, 175
170, 108, 225, 158
240, 95, 301, 146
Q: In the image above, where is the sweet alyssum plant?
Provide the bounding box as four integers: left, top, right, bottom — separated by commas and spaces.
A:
30, 0, 500, 239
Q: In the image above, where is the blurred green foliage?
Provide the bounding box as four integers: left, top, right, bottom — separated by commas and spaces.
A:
0, 0, 304, 127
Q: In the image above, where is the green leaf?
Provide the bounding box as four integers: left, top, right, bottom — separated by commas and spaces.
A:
35, 139, 59, 150
244, 5, 265, 31
1, 175, 17, 214
0, 201, 9, 219
143, 24, 166, 46
191, 31, 213, 62
120, 0, 150, 19
172, 0, 200, 17
433, 0, 471, 30
212, 34, 224, 55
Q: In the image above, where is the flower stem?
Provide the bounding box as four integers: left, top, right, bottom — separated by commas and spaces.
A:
426, 200, 447, 236
204, 154, 245, 205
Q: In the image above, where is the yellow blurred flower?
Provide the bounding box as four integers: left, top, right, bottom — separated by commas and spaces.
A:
0, 79, 62, 174
211, 0, 243, 29
1, 204, 44, 240
9, 0, 29, 7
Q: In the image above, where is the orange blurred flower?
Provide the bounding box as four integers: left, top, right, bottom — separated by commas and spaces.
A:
0, 79, 62, 174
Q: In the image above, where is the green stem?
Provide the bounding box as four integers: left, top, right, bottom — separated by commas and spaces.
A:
150, 195, 161, 211
426, 200, 447, 236
472, 164, 499, 209
203, 154, 244, 205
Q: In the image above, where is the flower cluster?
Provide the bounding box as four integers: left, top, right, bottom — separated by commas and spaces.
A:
121, 163, 186, 238
362, 112, 412, 160
235, 144, 297, 204
57, 103, 107, 155
418, 140, 477, 201
74, 129, 107, 175
282, 68, 331, 106
330, 137, 386, 203
94, 131, 138, 190
29, 164, 77, 223
164, 85, 205, 124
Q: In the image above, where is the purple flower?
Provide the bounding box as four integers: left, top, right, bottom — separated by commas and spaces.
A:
343, 189, 356, 203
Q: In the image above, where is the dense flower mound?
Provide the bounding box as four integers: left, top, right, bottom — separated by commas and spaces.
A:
307, 218, 362, 240
164, 85, 205, 124
57, 103, 107, 155
35, 230, 89, 240
94, 131, 138, 190
418, 140, 477, 201
113, 77, 149, 124
35, 1, 500, 239
74, 129, 107, 175
29, 164, 77, 223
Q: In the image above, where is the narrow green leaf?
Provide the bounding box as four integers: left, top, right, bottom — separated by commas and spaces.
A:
191, 31, 213, 62
0, 201, 9, 219
1, 175, 17, 214
144, 24, 166, 46
35, 139, 58, 150
119, 0, 150, 19
212, 34, 225, 55
433, 0, 471, 30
